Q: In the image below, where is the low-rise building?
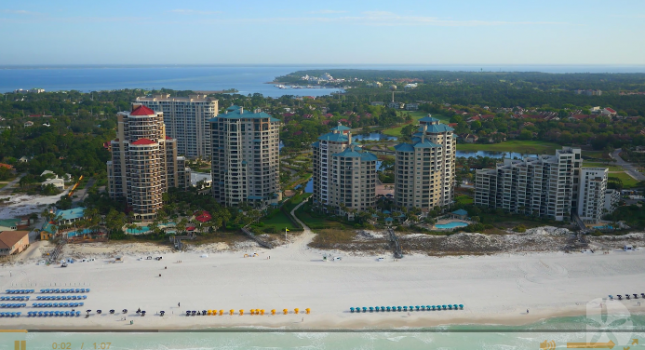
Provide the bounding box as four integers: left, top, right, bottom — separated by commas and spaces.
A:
405, 103, 419, 111
0, 231, 30, 256
388, 102, 404, 109
370, 101, 384, 106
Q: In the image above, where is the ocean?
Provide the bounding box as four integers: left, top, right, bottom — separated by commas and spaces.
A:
2, 65, 645, 98
5, 315, 645, 350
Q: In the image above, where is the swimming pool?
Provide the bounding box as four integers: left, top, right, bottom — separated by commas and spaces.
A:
435, 221, 468, 229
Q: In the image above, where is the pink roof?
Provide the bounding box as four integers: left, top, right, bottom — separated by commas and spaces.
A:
195, 211, 212, 223
605, 107, 616, 113
130, 105, 156, 116
130, 138, 156, 145
165, 136, 172, 140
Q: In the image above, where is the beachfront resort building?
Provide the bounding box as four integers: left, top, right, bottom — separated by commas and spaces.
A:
577, 168, 609, 223
209, 106, 281, 207
312, 123, 378, 214
0, 231, 29, 256
107, 105, 191, 219
474, 147, 586, 221
393, 116, 456, 210
135, 94, 218, 159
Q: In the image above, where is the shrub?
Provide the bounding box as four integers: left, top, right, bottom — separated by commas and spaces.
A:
513, 225, 527, 233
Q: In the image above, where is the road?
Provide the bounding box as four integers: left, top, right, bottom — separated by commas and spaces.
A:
72, 177, 95, 204
0, 173, 25, 193
610, 149, 645, 182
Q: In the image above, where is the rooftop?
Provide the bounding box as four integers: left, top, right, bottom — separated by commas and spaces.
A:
55, 207, 86, 221
130, 105, 156, 116
0, 231, 29, 249
210, 105, 280, 122
318, 133, 349, 142
131, 138, 157, 146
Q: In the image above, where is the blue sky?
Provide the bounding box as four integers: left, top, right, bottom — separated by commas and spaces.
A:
1, 0, 644, 65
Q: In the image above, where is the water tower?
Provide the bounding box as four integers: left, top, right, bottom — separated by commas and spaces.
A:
390, 85, 397, 103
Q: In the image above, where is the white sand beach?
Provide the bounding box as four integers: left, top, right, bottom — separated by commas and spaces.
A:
1, 229, 644, 331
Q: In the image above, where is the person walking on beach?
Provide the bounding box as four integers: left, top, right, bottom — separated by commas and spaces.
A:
178, 302, 180, 307
527, 309, 529, 314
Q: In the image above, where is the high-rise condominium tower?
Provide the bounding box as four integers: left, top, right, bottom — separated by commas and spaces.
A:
135, 94, 218, 159
107, 105, 191, 219
578, 168, 608, 223
209, 106, 281, 207
393, 116, 456, 210
311, 123, 377, 213
475, 147, 583, 221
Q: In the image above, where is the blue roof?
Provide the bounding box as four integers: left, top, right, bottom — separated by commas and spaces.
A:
385, 217, 394, 222
419, 115, 441, 123
42, 222, 57, 234
311, 141, 320, 148
394, 143, 414, 152
333, 145, 377, 161
318, 132, 349, 142
414, 140, 442, 148
452, 209, 468, 216
55, 207, 85, 221
419, 124, 454, 133
382, 210, 391, 214
210, 106, 280, 122
330, 124, 351, 132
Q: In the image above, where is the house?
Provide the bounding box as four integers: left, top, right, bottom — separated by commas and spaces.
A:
405, 103, 419, 111
19, 156, 28, 163
24, 121, 34, 127
388, 102, 404, 109
460, 134, 479, 143
53, 207, 86, 225
0, 231, 30, 256
0, 163, 13, 170
42, 177, 64, 190
303, 114, 313, 119
0, 219, 20, 231
601, 107, 617, 117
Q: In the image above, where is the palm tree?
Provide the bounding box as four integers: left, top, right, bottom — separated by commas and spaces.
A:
126, 224, 137, 235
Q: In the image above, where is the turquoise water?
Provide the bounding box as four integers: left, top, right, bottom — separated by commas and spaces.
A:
6, 315, 645, 349
593, 225, 615, 230
436, 221, 468, 229
127, 222, 176, 235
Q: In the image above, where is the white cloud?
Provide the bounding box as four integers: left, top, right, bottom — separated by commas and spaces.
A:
170, 9, 222, 15
308, 10, 347, 14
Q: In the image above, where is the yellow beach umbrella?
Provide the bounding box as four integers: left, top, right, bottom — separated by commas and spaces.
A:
207, 310, 212, 315
260, 309, 265, 315
271, 309, 276, 315
294, 308, 299, 314
283, 309, 288, 315
219, 310, 224, 316
229, 309, 234, 315
250, 309, 255, 315
239, 309, 244, 315
306, 308, 311, 314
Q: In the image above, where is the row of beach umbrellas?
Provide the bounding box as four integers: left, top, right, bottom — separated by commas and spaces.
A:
350, 305, 464, 312
0, 303, 26, 308
0, 296, 29, 301
32, 302, 84, 308
185, 309, 311, 316
36, 295, 87, 300
0, 312, 21, 317
609, 294, 644, 300
6, 289, 34, 294
41, 288, 90, 293
27, 311, 80, 317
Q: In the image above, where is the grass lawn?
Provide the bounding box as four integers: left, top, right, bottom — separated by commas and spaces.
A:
258, 210, 299, 231
584, 162, 623, 172
582, 150, 610, 160
383, 112, 448, 137
609, 172, 640, 188
455, 195, 473, 205
295, 202, 353, 230
456, 140, 561, 154
283, 193, 311, 213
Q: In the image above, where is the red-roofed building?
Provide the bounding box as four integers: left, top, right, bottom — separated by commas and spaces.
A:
448, 123, 458, 128
195, 211, 212, 223
130, 138, 156, 146
107, 104, 190, 220
303, 114, 313, 119
324, 113, 333, 118
130, 105, 156, 116
322, 120, 332, 125
0, 163, 13, 170
571, 114, 594, 120
601, 107, 617, 116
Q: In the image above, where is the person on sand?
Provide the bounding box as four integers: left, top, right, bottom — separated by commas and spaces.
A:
527, 309, 529, 314
178, 302, 180, 307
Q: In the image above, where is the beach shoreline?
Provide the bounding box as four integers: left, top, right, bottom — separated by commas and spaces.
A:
2, 230, 644, 331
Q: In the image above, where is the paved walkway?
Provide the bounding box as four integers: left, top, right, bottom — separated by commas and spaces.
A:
610, 149, 645, 181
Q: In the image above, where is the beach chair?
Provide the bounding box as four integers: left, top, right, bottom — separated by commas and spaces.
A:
97, 310, 102, 314
160, 311, 165, 316
76, 311, 81, 317
380, 307, 385, 311
402, 306, 407, 311
141, 311, 146, 316
82, 296, 87, 299
368, 307, 374, 312
86, 289, 90, 293
65, 311, 70, 316
350, 307, 355, 313
626, 295, 631, 300
634, 294, 639, 299
396, 306, 402, 311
